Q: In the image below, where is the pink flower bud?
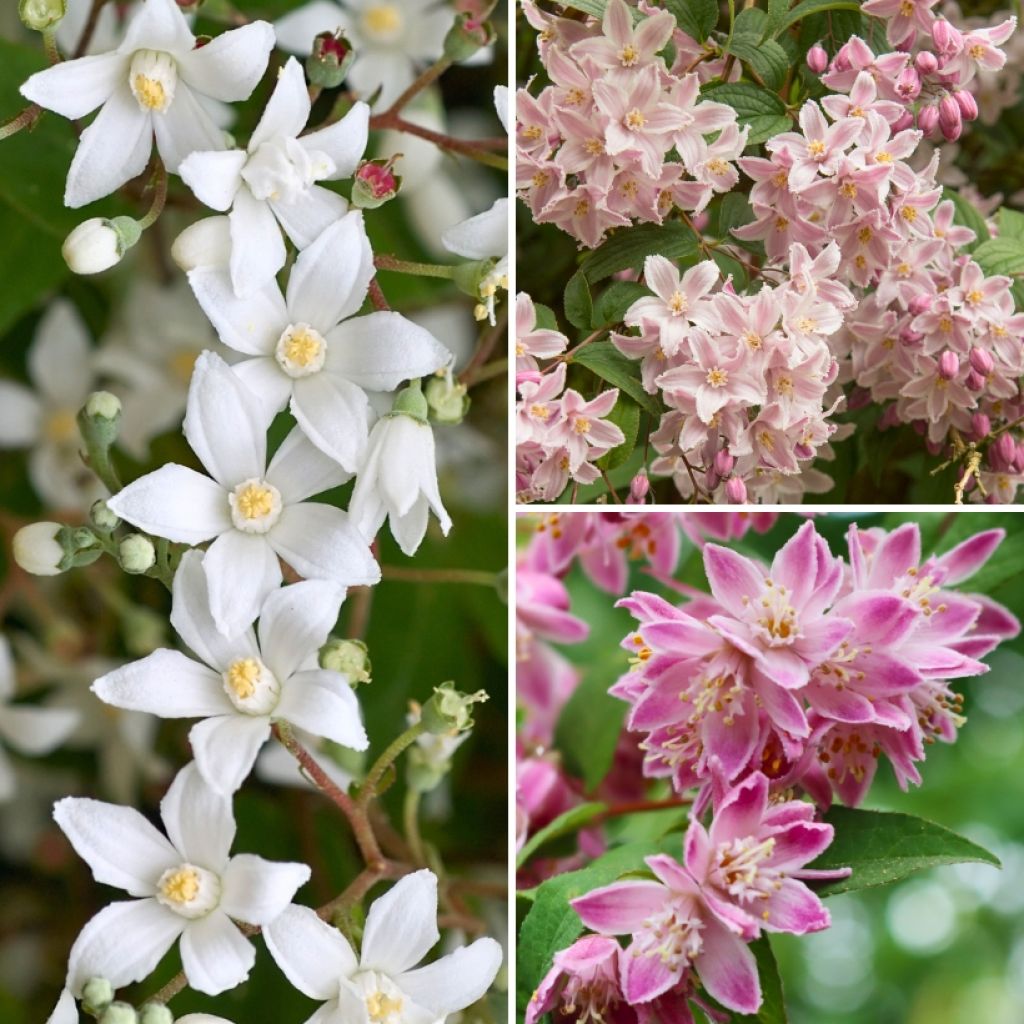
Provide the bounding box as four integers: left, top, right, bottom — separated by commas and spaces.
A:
724, 477, 748, 504
915, 50, 939, 75
627, 470, 650, 504
965, 369, 985, 391
1014, 443, 1024, 473
714, 450, 735, 476
897, 67, 921, 100
893, 110, 915, 132
938, 350, 959, 380
705, 469, 720, 491
995, 432, 1016, 465
692, 211, 710, 232
954, 89, 978, 121
969, 347, 994, 375
900, 326, 924, 346
938, 94, 962, 141
807, 44, 828, 74
352, 158, 401, 208
880, 405, 902, 430
972, 412, 992, 438
912, 419, 927, 435
918, 103, 939, 136
908, 294, 932, 315
926, 440, 944, 456
848, 386, 872, 410
932, 18, 956, 53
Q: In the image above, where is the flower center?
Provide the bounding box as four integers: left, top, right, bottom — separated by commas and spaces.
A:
354, 972, 407, 1024
711, 836, 778, 908
45, 408, 78, 444
573, 416, 591, 435
625, 108, 646, 130
636, 901, 704, 973
275, 323, 327, 378
668, 291, 688, 315
129, 50, 177, 113
361, 3, 404, 42
222, 656, 281, 715
243, 137, 332, 204
156, 863, 221, 919
807, 139, 826, 157
753, 580, 799, 645
619, 44, 638, 66
705, 367, 729, 388
229, 478, 283, 534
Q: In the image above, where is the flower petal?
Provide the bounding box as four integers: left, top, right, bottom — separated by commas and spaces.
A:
0, 381, 40, 446
233, 357, 293, 416
269, 503, 380, 587
571, 879, 667, 934
180, 149, 246, 211
258, 580, 345, 680
176, 21, 275, 102
441, 198, 508, 260
270, 185, 349, 250
266, 426, 354, 503
180, 911, 256, 995
203, 530, 283, 638
230, 185, 288, 298
765, 877, 830, 934
274, 1, 347, 55
290, 372, 370, 472
154, 82, 227, 174
120, 0, 194, 52
621, 943, 681, 1003
92, 649, 230, 718
20, 52, 125, 120
263, 903, 356, 1000
160, 761, 236, 867
30, 300, 94, 407
703, 544, 766, 618
188, 268, 287, 356
398, 937, 503, 1016
694, 914, 761, 1014
249, 57, 311, 150
0, 703, 77, 756
189, 714, 271, 796
277, 669, 368, 750
300, 101, 369, 180
220, 853, 311, 925
361, 869, 439, 974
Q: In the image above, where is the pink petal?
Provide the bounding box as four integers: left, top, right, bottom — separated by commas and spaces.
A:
796, 616, 853, 664
765, 821, 835, 871
868, 523, 920, 587
771, 520, 818, 609
702, 703, 759, 780
703, 545, 766, 619
646, 853, 700, 895
753, 675, 810, 737
644, 618, 722, 656
571, 880, 668, 934
834, 591, 919, 646
806, 680, 874, 723
694, 914, 761, 1014
684, 821, 712, 881
935, 529, 1004, 584
709, 772, 768, 845
757, 647, 810, 689
764, 878, 830, 934
622, 942, 683, 1003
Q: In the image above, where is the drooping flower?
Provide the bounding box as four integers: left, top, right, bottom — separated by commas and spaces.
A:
442, 198, 510, 325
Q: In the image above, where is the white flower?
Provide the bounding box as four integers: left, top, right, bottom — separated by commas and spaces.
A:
47, 762, 311, 1020
274, 0, 454, 111
0, 636, 79, 802
93, 550, 367, 793
21, 0, 274, 207
187, 212, 450, 471
171, 215, 232, 271
106, 350, 379, 637
0, 300, 106, 511
265, 869, 502, 1024
441, 198, 509, 325
181, 58, 369, 298
349, 409, 451, 556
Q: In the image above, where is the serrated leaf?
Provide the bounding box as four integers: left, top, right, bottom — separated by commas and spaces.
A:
564, 269, 594, 330
734, 6, 770, 35
810, 808, 1001, 898
767, 0, 792, 34
572, 340, 662, 416
972, 237, 1024, 276
663, 0, 719, 41
596, 399, 641, 471
997, 206, 1024, 241
726, 34, 789, 90
735, 938, 788, 1024
533, 302, 560, 332
592, 280, 650, 326
581, 221, 700, 282
771, 0, 862, 35
942, 187, 989, 251
746, 113, 795, 145
516, 802, 608, 870
702, 82, 788, 129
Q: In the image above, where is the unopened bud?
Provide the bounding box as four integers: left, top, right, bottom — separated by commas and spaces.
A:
806, 43, 828, 74
90, 499, 121, 532
318, 637, 372, 685
938, 93, 962, 141
171, 216, 231, 271
908, 293, 932, 315
892, 110, 915, 132
391, 380, 429, 422
969, 347, 994, 375
938, 350, 959, 379
78, 391, 121, 452
932, 18, 959, 54
972, 412, 992, 438
713, 449, 735, 476
81, 978, 114, 1016
724, 476, 748, 503
86, 391, 122, 422
118, 534, 156, 575
62, 217, 139, 275
915, 50, 939, 75
627, 469, 650, 503
12, 522, 65, 576
443, 12, 494, 61
954, 89, 978, 121
918, 103, 939, 136
1015, 442, 1024, 474
995, 431, 1016, 464
848, 386, 872, 411
896, 67, 921, 100
306, 30, 354, 88
19, 0, 65, 30
704, 469, 720, 491
99, 1003, 138, 1024
351, 158, 401, 209
424, 374, 469, 424
138, 1003, 174, 1024
421, 681, 488, 734
965, 369, 985, 391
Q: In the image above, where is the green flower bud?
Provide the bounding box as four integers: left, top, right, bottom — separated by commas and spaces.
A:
424, 374, 469, 425
86, 391, 122, 422
81, 977, 114, 1015
90, 499, 121, 532
306, 30, 355, 88
452, 257, 495, 300
138, 1002, 174, 1024
443, 12, 495, 62
351, 158, 401, 210
118, 534, 156, 575
98, 1002, 138, 1024
319, 637, 372, 685
420, 682, 488, 735
78, 391, 122, 454
19, 0, 66, 31
390, 380, 429, 423
407, 743, 451, 793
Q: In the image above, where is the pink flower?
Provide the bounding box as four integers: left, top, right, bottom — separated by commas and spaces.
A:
625, 256, 720, 356
571, 0, 676, 72
547, 388, 626, 471
516, 292, 568, 371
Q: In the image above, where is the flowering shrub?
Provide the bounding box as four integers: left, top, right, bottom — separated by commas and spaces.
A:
515, 0, 1024, 504
516, 511, 1021, 1021
0, 0, 507, 1020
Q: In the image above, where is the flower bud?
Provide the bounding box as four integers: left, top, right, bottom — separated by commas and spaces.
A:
926, 439, 944, 456
932, 18, 956, 53
964, 369, 985, 391
99, 1003, 138, 1024
12, 522, 65, 576
19, 0, 66, 30
79, 391, 121, 452
171, 216, 231, 271
704, 469, 720, 491
306, 30, 355, 88
917, 103, 939, 136
806, 43, 828, 74
714, 449, 735, 476
391, 379, 430, 422
995, 431, 1016, 465
138, 1003, 174, 1024
351, 158, 402, 209
627, 469, 650, 504
892, 110, 915, 132
1014, 442, 1024, 474
972, 412, 992, 438
318, 637, 372, 685
969, 346, 994, 375
899, 326, 923, 346
938, 93, 962, 141
87, 391, 122, 422
724, 476, 748, 503
896, 67, 921, 100
421, 681, 488, 734
915, 50, 939, 75
879, 404, 901, 430
175, 0, 205, 10
938, 350, 959, 379
90, 499, 121, 532
81, 977, 114, 1015
908, 293, 932, 315
118, 534, 156, 575
424, 374, 469, 425
848, 386, 872, 411
443, 12, 495, 61
954, 89, 978, 121
62, 218, 135, 275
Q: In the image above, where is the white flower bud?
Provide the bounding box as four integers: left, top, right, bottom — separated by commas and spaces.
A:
85, 390, 122, 422
99, 1002, 138, 1024
90, 499, 121, 532
81, 977, 114, 1015
138, 1003, 174, 1024
171, 216, 232, 271
62, 219, 133, 275
12, 522, 65, 576
118, 534, 156, 575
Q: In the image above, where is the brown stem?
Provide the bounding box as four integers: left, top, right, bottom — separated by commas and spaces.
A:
459, 309, 508, 385
346, 584, 374, 640
381, 565, 499, 587
74, 0, 110, 58
378, 57, 453, 118
0, 104, 42, 141
369, 279, 391, 311
369, 113, 508, 169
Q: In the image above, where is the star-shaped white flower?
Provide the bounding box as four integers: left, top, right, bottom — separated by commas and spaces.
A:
187, 212, 450, 472
106, 350, 379, 637
265, 869, 502, 1024
180, 58, 370, 298
93, 550, 367, 794
21, 0, 274, 207
46, 762, 311, 1023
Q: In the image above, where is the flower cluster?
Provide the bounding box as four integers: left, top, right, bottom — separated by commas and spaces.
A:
516, 0, 747, 248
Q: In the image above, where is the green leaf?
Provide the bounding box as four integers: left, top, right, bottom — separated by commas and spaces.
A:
533, 302, 560, 332
771, 0, 862, 36
942, 187, 990, 251
559, 0, 615, 19
592, 280, 650, 326
997, 206, 1024, 241
726, 34, 790, 90
715, 191, 756, 239
810, 807, 1001, 898
767, 0, 792, 34
581, 222, 699, 283
572, 341, 662, 417
735, 938, 788, 1024
516, 802, 607, 870
703, 80, 788, 117
972, 237, 1024, 277
564, 270, 594, 331
746, 113, 796, 145
596, 399, 641, 471
663, 0, 719, 41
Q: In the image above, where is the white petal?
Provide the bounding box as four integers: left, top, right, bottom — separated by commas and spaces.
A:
180, 911, 255, 995
290, 373, 370, 472
250, 57, 311, 150
180, 149, 246, 211
219, 854, 311, 925
154, 81, 227, 173
53, 797, 178, 896
106, 464, 230, 544
264, 903, 356, 1000
67, 900, 185, 995
120, 0, 194, 54
65, 84, 153, 208
389, 499, 432, 557
188, 268, 288, 356
277, 670, 367, 750
493, 85, 509, 133
184, 350, 269, 488
361, 870, 439, 974
274, 1, 347, 55
189, 713, 271, 795
0, 637, 13, 701
441, 198, 508, 260
19, 51, 125, 121
258, 580, 344, 680
299, 101, 369, 180
91, 650, 231, 718
177, 21, 275, 102
46, 988, 77, 1024
233, 357, 293, 415
160, 761, 236, 868
285, 211, 375, 330
171, 549, 260, 672
270, 504, 380, 587
230, 185, 288, 298
31, 300, 95, 407
398, 937, 503, 1016
270, 185, 348, 250
173, 215, 232, 271
0, 381, 40, 447
202, 530, 283, 639
266, 426, 353, 503
326, 312, 450, 391
0, 705, 79, 755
